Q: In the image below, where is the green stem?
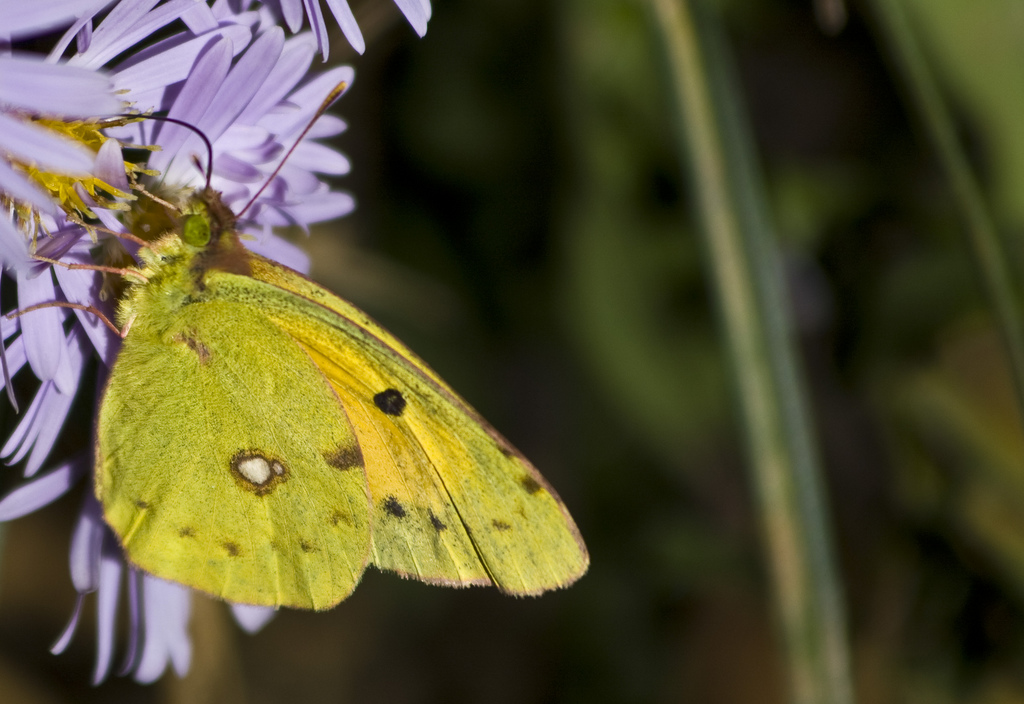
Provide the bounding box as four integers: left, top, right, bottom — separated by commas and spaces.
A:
648, 1, 856, 702
870, 0, 1024, 419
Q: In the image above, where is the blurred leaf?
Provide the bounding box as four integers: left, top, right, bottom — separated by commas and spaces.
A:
559, 0, 729, 466
903, 0, 1024, 229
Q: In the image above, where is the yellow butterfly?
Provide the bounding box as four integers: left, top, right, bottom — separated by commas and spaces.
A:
95, 187, 589, 609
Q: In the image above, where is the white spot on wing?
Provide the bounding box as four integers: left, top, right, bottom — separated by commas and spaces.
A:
238, 456, 272, 485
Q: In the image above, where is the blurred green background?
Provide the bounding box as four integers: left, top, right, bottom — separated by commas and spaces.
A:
8, 0, 1024, 701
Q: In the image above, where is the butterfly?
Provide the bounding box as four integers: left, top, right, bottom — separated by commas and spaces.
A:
94, 186, 589, 609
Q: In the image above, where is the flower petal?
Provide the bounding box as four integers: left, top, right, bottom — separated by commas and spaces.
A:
237, 33, 316, 125
51, 594, 86, 655
147, 37, 233, 179
0, 54, 121, 116
0, 214, 35, 271
2, 329, 83, 474
0, 334, 28, 402
322, 0, 363, 57
199, 28, 285, 145
3, 0, 109, 41
288, 140, 350, 175
0, 457, 88, 520
16, 267, 68, 384
0, 113, 93, 175
133, 577, 192, 683
70, 0, 195, 70
244, 230, 311, 273
394, 0, 430, 37
93, 139, 129, 192
0, 162, 57, 216
112, 25, 253, 104
55, 258, 118, 367
93, 533, 124, 684
230, 603, 277, 634
68, 493, 105, 592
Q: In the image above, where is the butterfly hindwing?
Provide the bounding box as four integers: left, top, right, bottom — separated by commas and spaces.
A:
229, 257, 590, 595
96, 298, 371, 609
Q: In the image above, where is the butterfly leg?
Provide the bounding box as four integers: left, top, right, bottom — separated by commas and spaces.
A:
7, 301, 122, 337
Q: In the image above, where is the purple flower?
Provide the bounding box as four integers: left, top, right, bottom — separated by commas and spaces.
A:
0, 0, 370, 684
261, 0, 432, 57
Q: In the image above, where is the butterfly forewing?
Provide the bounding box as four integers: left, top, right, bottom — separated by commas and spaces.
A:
233, 258, 590, 595
97, 298, 372, 609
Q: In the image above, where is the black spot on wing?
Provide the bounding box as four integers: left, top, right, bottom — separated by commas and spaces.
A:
179, 526, 196, 538
383, 496, 406, 518
520, 476, 542, 495
300, 539, 315, 553
324, 444, 363, 471
330, 510, 351, 526
134, 499, 149, 509
492, 520, 511, 532
172, 330, 212, 364
428, 509, 447, 532
223, 541, 241, 557
373, 389, 406, 416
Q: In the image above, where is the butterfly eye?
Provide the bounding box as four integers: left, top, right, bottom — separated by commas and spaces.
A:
182, 214, 211, 246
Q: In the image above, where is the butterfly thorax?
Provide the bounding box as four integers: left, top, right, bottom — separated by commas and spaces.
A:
116, 189, 254, 332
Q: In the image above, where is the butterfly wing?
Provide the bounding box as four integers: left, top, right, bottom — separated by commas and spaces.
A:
96, 298, 371, 609
228, 257, 590, 595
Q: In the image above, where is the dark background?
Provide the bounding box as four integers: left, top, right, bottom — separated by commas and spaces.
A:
5, 0, 1024, 702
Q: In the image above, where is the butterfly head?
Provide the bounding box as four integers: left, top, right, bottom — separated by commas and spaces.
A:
180, 187, 238, 248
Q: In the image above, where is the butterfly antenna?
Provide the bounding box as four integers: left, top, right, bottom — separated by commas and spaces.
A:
126, 114, 214, 189
237, 81, 349, 219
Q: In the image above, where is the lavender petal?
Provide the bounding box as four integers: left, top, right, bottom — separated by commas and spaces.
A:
68, 489, 105, 592
0, 114, 93, 175
0, 334, 28, 398
243, 231, 311, 273
236, 33, 316, 124
288, 141, 351, 175
54, 251, 118, 367
93, 139, 129, 191
70, 0, 195, 70
198, 28, 285, 145
230, 603, 277, 634
16, 267, 68, 384
276, 0, 304, 32
0, 55, 121, 117
3, 0, 109, 41
180, 0, 218, 33
275, 190, 356, 225
92, 533, 124, 685
146, 37, 233, 178
256, 66, 354, 137
50, 593, 86, 655
322, 0, 364, 56
0, 214, 35, 272
20, 333, 84, 475
0, 160, 58, 215
119, 568, 142, 676
0, 457, 88, 520
394, 0, 430, 37
112, 25, 253, 103
133, 577, 192, 683
3, 373, 78, 476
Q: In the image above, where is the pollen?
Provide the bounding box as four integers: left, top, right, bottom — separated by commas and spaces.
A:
4, 116, 152, 230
